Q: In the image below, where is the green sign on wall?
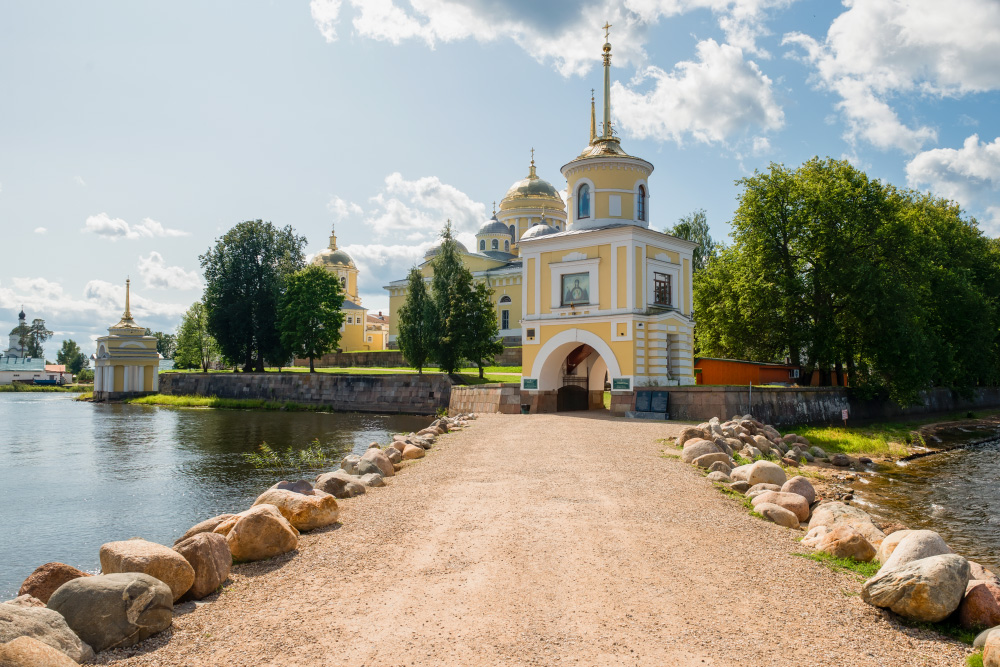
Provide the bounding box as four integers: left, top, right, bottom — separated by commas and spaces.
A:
523, 378, 538, 389
611, 378, 631, 391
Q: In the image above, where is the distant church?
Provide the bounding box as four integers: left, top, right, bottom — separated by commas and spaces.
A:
3, 308, 29, 358
385, 27, 697, 414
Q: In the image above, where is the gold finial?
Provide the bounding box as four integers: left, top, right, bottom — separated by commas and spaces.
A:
492, 201, 497, 216
601, 22, 613, 139
329, 224, 338, 250
528, 147, 537, 178
603, 21, 612, 41
124, 277, 132, 320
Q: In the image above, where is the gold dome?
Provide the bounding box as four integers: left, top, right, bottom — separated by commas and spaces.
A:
312, 248, 356, 268
501, 153, 566, 210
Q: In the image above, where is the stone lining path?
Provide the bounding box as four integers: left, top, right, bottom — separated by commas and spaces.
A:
99, 413, 967, 666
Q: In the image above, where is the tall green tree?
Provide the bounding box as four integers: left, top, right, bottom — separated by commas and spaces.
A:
428, 221, 471, 374
19, 319, 52, 358
174, 301, 220, 372
397, 267, 432, 374
667, 209, 717, 273
278, 265, 346, 372
463, 280, 504, 379
200, 220, 305, 372
56, 339, 89, 374
144, 329, 177, 359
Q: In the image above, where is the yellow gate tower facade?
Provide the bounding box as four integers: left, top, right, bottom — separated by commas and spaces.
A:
94, 279, 161, 400
519, 26, 697, 414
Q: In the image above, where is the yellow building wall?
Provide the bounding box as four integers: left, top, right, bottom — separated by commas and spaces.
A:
114, 365, 124, 392
522, 320, 637, 378
340, 313, 368, 351
634, 246, 643, 309
565, 166, 650, 223
683, 258, 691, 315
616, 246, 627, 307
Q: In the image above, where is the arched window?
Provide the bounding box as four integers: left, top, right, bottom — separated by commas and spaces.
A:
492, 239, 499, 250
578, 184, 591, 219
509, 224, 515, 237
504, 240, 510, 252
480, 239, 486, 251
637, 185, 647, 222
499, 295, 512, 304
340, 276, 347, 288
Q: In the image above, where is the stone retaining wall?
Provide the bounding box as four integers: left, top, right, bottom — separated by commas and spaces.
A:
449, 384, 522, 415
296, 346, 522, 369
159, 373, 453, 415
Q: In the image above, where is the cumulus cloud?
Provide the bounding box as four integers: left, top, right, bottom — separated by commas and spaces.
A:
34, 227, 47, 234
137, 252, 204, 291
73, 175, 86, 186
613, 38, 783, 145
327, 196, 364, 220
359, 172, 486, 241
784, 0, 1000, 152
342, 242, 435, 298
906, 134, 1000, 234
310, 0, 342, 42
83, 213, 190, 240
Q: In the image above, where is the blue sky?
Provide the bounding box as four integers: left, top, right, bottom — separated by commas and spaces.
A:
1, 0, 998, 357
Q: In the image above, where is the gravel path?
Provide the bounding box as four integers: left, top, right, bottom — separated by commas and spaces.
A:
98, 413, 968, 666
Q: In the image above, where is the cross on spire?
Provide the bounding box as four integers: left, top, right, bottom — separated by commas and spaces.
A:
603, 21, 612, 41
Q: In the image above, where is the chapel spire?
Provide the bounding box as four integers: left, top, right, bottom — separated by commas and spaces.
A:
123, 278, 132, 321
589, 89, 596, 144
601, 22, 613, 139
329, 224, 338, 250
528, 147, 537, 178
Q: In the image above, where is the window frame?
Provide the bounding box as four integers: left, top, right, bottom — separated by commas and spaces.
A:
577, 183, 591, 219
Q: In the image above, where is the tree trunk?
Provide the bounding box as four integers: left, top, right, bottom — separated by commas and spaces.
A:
846, 344, 856, 388
835, 361, 845, 387
254, 352, 265, 373
309, 357, 315, 373
479, 362, 484, 379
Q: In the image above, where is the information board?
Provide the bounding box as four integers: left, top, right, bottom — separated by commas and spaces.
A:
611, 378, 631, 391
523, 378, 538, 390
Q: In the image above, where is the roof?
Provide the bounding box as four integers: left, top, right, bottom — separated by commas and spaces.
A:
45, 364, 66, 373
313, 248, 357, 269
520, 222, 558, 240
0, 357, 46, 371
477, 216, 512, 237
518, 222, 700, 249
341, 300, 366, 311
482, 250, 517, 261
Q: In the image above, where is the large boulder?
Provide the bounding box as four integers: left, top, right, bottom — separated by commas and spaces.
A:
879, 530, 951, 573
340, 454, 361, 476
677, 427, 707, 446
861, 554, 970, 622
751, 491, 810, 523
0, 605, 93, 663
356, 458, 383, 477
0, 636, 81, 667
252, 488, 340, 532
746, 461, 787, 487
360, 448, 394, 477
401, 444, 425, 460
706, 471, 732, 484
976, 626, 1000, 650
801, 525, 831, 548
708, 461, 732, 475
875, 529, 914, 563
383, 447, 402, 464
680, 439, 721, 464
215, 504, 299, 562
986, 632, 1000, 667
808, 502, 886, 547
730, 464, 753, 482
958, 581, 1000, 631
4, 595, 44, 609
47, 573, 172, 654
174, 514, 238, 545
314, 470, 366, 498
17, 564, 89, 605
746, 483, 782, 500
755, 502, 800, 529
172, 533, 231, 601
360, 473, 386, 487
692, 452, 732, 469
781, 476, 817, 505
99, 538, 195, 602
829, 453, 851, 467
972, 562, 1000, 586
751, 435, 773, 453
815, 524, 877, 562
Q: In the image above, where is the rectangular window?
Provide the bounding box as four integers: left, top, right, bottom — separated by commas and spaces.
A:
347, 316, 353, 324
501, 309, 510, 330
654, 272, 671, 306
561, 272, 590, 306
526, 328, 535, 339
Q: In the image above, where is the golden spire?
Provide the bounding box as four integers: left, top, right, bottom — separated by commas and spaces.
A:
528, 147, 537, 178
111, 277, 140, 330
123, 278, 132, 320
589, 89, 596, 144
601, 22, 613, 139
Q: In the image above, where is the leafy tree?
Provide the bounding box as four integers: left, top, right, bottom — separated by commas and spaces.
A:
21, 319, 52, 358
278, 265, 346, 372
56, 339, 89, 374
428, 222, 471, 374
200, 220, 305, 372
667, 209, 717, 273
76, 368, 95, 383
174, 301, 221, 372
397, 267, 433, 374
463, 280, 504, 379
144, 329, 177, 359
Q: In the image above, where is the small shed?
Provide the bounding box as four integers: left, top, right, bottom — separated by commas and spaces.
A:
694, 357, 800, 386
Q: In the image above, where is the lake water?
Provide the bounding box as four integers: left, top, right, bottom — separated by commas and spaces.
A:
0, 393, 431, 599
850, 424, 1000, 574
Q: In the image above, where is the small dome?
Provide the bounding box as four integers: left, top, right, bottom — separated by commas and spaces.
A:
520, 222, 558, 240
424, 239, 469, 260
312, 248, 356, 268
18, 308, 25, 320
477, 216, 512, 237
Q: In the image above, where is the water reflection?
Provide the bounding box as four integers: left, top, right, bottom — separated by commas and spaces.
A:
0, 394, 430, 599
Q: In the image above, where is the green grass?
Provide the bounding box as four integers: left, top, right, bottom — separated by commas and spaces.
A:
899, 618, 978, 646
0, 384, 89, 393
968, 650, 984, 667
126, 394, 329, 411
713, 483, 764, 519
792, 551, 881, 578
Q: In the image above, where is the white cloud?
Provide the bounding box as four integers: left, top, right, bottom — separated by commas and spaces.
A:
310, 0, 342, 42
137, 252, 204, 291
342, 242, 435, 297
82, 213, 190, 240
906, 134, 1000, 234
326, 196, 363, 220
73, 175, 86, 186
613, 39, 783, 145
784, 0, 1000, 152
360, 172, 486, 241
33, 227, 47, 235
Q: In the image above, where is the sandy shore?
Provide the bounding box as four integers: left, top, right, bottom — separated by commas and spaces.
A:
97, 413, 967, 666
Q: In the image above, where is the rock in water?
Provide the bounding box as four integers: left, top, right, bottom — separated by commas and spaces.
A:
830, 453, 851, 467
781, 476, 817, 505
808, 502, 886, 547
861, 554, 970, 622
17, 563, 90, 605
174, 514, 238, 545
958, 581, 1000, 631
815, 524, 876, 562
47, 573, 172, 654
252, 488, 340, 532
99, 538, 195, 602
314, 470, 366, 498
216, 504, 299, 562
879, 530, 951, 573
0, 636, 81, 667
751, 491, 811, 522
0, 605, 94, 663
754, 502, 800, 529
360, 448, 395, 477
402, 444, 426, 460
172, 533, 231, 601
745, 461, 786, 487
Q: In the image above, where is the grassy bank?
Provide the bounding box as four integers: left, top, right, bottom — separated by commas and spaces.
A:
126, 395, 334, 411
0, 384, 92, 393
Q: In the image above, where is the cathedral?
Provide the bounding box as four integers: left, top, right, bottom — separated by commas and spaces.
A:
386, 28, 697, 413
